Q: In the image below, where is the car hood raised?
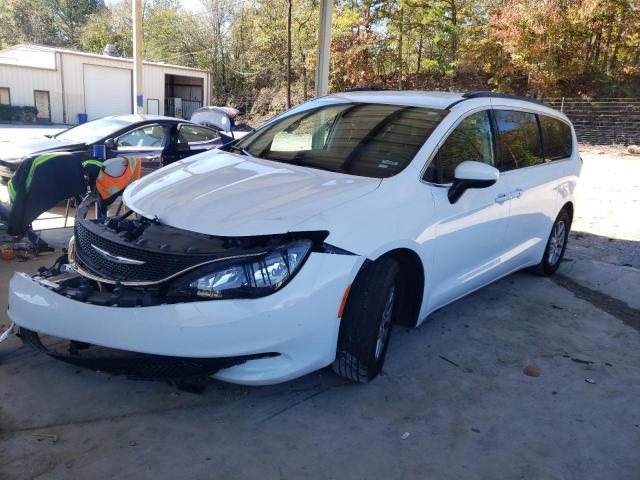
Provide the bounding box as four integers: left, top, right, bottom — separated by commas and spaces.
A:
0, 137, 83, 162
123, 150, 381, 236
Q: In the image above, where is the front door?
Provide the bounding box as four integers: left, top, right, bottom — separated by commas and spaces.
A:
422, 109, 512, 311
109, 123, 168, 171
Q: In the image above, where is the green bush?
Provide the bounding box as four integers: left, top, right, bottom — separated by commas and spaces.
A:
0, 105, 38, 122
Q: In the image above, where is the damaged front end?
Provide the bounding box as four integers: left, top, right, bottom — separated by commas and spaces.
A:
20, 195, 351, 381
42, 196, 336, 307
18, 327, 276, 381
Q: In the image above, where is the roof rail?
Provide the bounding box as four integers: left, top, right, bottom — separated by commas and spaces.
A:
446, 90, 548, 109
344, 87, 396, 92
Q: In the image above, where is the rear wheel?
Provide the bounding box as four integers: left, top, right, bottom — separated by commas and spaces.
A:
532, 209, 571, 276
332, 257, 400, 383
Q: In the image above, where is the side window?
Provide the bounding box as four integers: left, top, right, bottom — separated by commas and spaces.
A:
540, 115, 572, 161
494, 110, 543, 171
426, 110, 495, 184
177, 124, 220, 144
117, 124, 165, 148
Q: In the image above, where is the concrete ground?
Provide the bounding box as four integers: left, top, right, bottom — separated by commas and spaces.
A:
0, 140, 639, 479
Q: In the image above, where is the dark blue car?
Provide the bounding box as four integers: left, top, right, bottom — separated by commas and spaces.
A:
0, 115, 223, 183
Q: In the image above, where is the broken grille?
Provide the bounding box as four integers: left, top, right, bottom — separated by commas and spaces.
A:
73, 220, 218, 283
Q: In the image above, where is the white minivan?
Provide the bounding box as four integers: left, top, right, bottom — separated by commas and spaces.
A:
8, 90, 580, 385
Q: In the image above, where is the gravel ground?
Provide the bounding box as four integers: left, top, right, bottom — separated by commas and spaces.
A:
570, 147, 640, 268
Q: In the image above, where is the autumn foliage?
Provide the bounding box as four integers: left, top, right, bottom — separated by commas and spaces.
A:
1, 0, 638, 100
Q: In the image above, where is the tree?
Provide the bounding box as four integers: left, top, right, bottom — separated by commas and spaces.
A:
0, 0, 59, 48
54, 0, 105, 46
79, 1, 132, 56
2, 0, 638, 101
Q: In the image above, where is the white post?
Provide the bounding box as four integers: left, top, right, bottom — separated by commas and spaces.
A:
132, 0, 144, 114
314, 0, 333, 97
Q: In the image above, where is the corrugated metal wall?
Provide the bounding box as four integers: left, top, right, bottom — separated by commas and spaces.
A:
0, 47, 209, 124
0, 63, 64, 123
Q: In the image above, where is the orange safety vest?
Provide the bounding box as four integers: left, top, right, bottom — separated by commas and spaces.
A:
95, 155, 142, 201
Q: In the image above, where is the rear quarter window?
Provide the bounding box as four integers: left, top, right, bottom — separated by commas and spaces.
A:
177, 125, 219, 144
540, 115, 573, 160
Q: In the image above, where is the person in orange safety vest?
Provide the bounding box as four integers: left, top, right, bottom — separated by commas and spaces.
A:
82, 155, 142, 215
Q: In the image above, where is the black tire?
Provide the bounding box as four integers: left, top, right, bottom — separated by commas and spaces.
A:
531, 209, 571, 276
332, 257, 400, 383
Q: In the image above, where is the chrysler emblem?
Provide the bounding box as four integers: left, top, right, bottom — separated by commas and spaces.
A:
91, 244, 146, 265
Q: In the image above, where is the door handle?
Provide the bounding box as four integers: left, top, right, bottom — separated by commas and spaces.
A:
494, 193, 508, 204
495, 189, 523, 204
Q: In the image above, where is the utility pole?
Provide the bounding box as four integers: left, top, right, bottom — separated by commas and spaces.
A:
398, 6, 403, 90
314, 0, 333, 97
132, 0, 144, 114
286, 0, 292, 108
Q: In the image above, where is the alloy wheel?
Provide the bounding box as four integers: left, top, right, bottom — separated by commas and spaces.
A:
547, 220, 566, 266
374, 286, 396, 359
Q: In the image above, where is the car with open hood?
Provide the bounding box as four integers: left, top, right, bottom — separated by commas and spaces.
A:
6, 90, 580, 385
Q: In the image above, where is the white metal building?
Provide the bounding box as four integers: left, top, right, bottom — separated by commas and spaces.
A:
0, 44, 210, 124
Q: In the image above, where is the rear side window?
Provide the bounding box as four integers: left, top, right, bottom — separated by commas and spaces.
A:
494, 110, 543, 171
425, 110, 495, 183
177, 124, 219, 144
540, 115, 572, 160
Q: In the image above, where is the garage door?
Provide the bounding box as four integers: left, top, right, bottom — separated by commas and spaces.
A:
84, 64, 132, 120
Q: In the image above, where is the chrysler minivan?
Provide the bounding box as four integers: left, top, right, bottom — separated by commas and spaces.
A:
7, 90, 580, 385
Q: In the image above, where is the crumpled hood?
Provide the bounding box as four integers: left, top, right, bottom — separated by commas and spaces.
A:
0, 137, 83, 161
123, 150, 381, 236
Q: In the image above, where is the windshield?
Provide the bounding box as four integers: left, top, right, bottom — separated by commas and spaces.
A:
56, 118, 133, 143
233, 102, 446, 178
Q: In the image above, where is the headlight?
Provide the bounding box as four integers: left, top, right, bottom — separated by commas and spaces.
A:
167, 239, 312, 300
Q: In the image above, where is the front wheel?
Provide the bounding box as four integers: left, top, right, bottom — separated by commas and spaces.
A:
332, 257, 400, 383
532, 209, 571, 276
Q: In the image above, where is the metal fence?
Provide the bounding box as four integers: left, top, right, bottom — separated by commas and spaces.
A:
546, 98, 640, 146
211, 94, 640, 146
164, 99, 202, 120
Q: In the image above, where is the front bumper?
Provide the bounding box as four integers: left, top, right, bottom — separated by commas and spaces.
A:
8, 253, 362, 385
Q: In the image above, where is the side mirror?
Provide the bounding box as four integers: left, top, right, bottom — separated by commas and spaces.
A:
104, 138, 116, 149
448, 161, 499, 204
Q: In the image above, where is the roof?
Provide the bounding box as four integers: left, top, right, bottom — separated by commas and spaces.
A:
326, 90, 464, 110
105, 114, 187, 123
324, 89, 564, 118
0, 44, 208, 73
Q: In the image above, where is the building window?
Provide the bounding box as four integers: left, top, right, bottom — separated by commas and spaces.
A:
0, 87, 10, 106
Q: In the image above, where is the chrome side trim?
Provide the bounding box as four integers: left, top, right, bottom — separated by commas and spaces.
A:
68, 236, 268, 286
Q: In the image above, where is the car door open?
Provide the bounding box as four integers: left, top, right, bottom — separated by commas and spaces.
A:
110, 123, 168, 171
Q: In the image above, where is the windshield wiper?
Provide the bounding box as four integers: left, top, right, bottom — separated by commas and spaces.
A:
266, 156, 345, 174
227, 144, 254, 157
